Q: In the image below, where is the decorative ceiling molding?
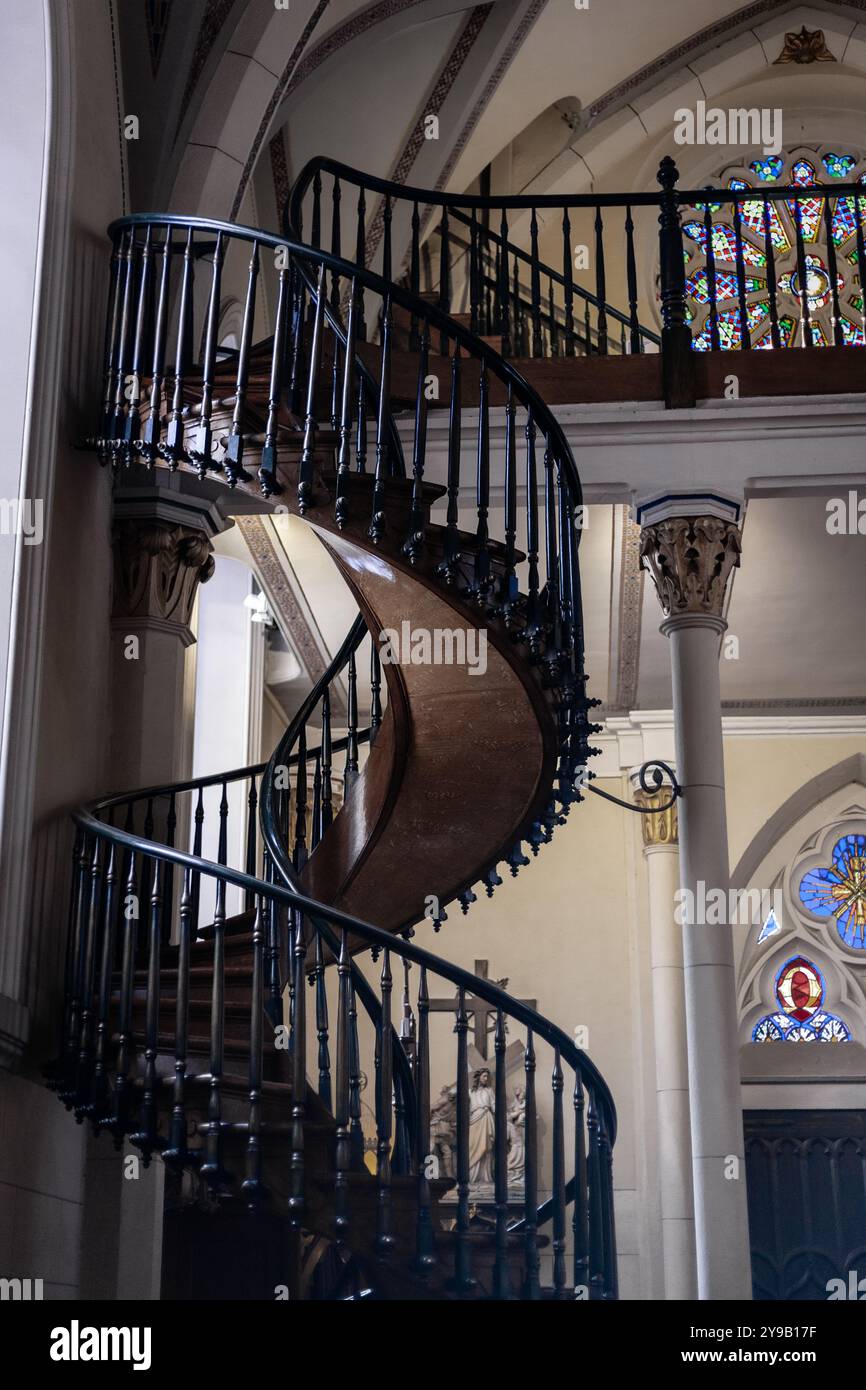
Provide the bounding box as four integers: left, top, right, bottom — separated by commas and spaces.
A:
177, 0, 239, 135
365, 4, 494, 266
230, 0, 331, 220
235, 516, 328, 683
586, 0, 866, 126
284, 0, 429, 101
269, 129, 292, 223
435, 0, 548, 195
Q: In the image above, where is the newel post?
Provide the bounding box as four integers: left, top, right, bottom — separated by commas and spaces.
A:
657, 157, 695, 409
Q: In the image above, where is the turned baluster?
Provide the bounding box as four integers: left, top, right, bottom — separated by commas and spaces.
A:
201, 878, 226, 1186
241, 894, 266, 1206
415, 965, 436, 1272
132, 860, 162, 1159
701, 200, 721, 351
438, 207, 451, 355
320, 689, 333, 834
453, 988, 474, 1292
298, 264, 327, 513
472, 361, 492, 601
90, 843, 117, 1121
334, 929, 352, 1243
499, 210, 511, 357
375, 949, 395, 1255
190, 230, 225, 474
524, 413, 543, 654
217, 781, 229, 866
523, 1030, 541, 1298
244, 776, 258, 911
293, 724, 308, 871
370, 642, 383, 740
586, 1087, 606, 1298
62, 833, 91, 1101
164, 870, 193, 1167
163, 226, 195, 465
497, 385, 519, 621
262, 847, 282, 1025
368, 294, 392, 544
315, 929, 332, 1109
98, 231, 124, 449
75, 838, 103, 1111
140, 227, 172, 462
762, 197, 782, 349
110, 231, 136, 449
793, 196, 812, 348
573, 1075, 590, 1295
436, 352, 462, 585
409, 201, 421, 350
260, 254, 291, 496
113, 852, 139, 1134
123, 226, 153, 459
624, 204, 642, 354
594, 205, 608, 355
224, 240, 259, 484
528, 207, 542, 357
330, 176, 342, 311
289, 908, 307, 1228
732, 196, 751, 349
335, 277, 358, 529
824, 195, 843, 346
404, 327, 429, 565
344, 651, 359, 790
493, 1009, 510, 1299
191, 786, 204, 934
551, 1047, 567, 1297
348, 966, 365, 1170
354, 186, 368, 339
310, 753, 322, 851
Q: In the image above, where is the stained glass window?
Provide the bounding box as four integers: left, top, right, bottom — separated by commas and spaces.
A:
750, 156, 784, 182
728, 179, 790, 251
823, 152, 856, 179
798, 833, 866, 949
683, 221, 766, 266
752, 956, 851, 1042
681, 147, 866, 350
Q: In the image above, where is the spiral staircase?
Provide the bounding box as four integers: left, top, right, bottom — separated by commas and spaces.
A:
47, 160, 625, 1301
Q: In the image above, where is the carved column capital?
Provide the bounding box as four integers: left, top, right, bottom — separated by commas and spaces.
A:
112, 519, 215, 642
639, 515, 741, 622
634, 788, 679, 848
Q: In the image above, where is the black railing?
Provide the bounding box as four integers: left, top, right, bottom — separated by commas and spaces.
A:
287, 156, 661, 361
89, 212, 603, 821
288, 154, 866, 409
50, 657, 618, 1296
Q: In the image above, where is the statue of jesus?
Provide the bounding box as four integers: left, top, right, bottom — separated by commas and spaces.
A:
468, 1067, 496, 1186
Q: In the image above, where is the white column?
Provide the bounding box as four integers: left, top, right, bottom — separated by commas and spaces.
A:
633, 782, 697, 1299
638, 494, 752, 1301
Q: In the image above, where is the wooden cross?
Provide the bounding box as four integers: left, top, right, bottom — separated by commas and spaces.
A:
427, 960, 536, 1059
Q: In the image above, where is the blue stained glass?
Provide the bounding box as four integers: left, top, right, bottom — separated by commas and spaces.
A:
831, 196, 861, 246
757, 907, 781, 942
692, 301, 769, 350
792, 159, 818, 186
752, 956, 851, 1042
799, 833, 866, 949
685, 268, 763, 303
683, 221, 766, 266
841, 316, 865, 346
729, 179, 790, 251
749, 156, 783, 182
823, 152, 856, 179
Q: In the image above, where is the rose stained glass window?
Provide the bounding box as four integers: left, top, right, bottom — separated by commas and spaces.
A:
799, 833, 866, 949
681, 147, 866, 350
